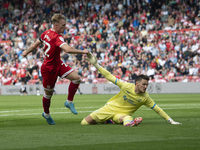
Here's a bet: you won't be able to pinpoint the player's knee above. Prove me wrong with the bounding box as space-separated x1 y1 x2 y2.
72 77 81 84
44 89 54 96
81 118 90 125
43 93 52 99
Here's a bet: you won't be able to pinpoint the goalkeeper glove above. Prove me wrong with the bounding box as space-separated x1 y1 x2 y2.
168 118 182 125
87 52 101 69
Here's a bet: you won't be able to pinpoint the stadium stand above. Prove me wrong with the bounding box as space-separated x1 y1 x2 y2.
0 0 199 85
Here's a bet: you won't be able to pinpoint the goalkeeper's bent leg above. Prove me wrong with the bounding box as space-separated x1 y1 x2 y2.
123 116 133 126
81 115 97 125
81 118 89 125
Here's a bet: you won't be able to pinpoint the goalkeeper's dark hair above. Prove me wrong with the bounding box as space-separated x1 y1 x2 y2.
135 75 149 83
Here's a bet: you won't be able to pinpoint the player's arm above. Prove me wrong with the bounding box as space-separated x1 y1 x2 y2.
87 52 123 87
153 104 181 124
60 43 88 54
151 104 170 120
145 97 181 125
23 39 42 57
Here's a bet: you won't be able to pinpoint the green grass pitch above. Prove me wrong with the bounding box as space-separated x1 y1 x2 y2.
0 94 200 150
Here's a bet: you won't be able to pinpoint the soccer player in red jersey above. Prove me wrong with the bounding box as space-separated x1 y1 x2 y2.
23 14 89 125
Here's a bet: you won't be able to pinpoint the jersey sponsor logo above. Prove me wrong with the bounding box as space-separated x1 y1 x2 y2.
123 95 137 106
126 91 130 94
59 37 65 42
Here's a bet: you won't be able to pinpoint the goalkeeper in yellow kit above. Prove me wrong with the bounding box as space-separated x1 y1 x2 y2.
81 53 181 127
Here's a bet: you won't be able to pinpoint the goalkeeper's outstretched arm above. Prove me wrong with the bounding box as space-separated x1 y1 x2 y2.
152 104 182 125
87 53 121 85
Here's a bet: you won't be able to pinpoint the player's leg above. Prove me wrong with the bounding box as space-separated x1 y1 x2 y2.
81 106 114 125
64 71 81 114
42 89 53 116
41 66 57 125
123 116 143 127
61 66 81 115
66 71 81 101
81 115 97 125
113 114 143 127
42 89 55 125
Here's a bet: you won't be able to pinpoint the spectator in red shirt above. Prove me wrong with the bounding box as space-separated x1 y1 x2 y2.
150 58 157 69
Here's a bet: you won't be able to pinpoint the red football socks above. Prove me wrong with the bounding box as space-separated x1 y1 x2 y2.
42 96 51 114
67 81 79 101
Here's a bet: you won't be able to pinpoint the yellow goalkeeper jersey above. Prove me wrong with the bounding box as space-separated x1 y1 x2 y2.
99 67 170 120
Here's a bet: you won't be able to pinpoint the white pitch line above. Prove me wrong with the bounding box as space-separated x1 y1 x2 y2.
145 107 200 110
158 103 200 106
0 109 42 113
0 107 100 113
0 111 93 117
0 106 200 117
0 104 200 114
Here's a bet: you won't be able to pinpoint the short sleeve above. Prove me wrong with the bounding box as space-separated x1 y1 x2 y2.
56 36 66 47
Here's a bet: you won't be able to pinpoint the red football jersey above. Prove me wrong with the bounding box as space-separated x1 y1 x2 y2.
20 68 26 78
32 71 39 80
40 29 66 71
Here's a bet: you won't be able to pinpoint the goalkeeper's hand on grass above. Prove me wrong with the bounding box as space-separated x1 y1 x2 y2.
87 52 101 69
168 118 182 125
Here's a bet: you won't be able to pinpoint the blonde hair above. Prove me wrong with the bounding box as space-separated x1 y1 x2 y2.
51 14 65 24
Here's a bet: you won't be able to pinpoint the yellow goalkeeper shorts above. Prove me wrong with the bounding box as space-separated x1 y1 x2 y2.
90 104 128 124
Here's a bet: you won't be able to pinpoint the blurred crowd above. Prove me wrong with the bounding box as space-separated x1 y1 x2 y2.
0 0 200 86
